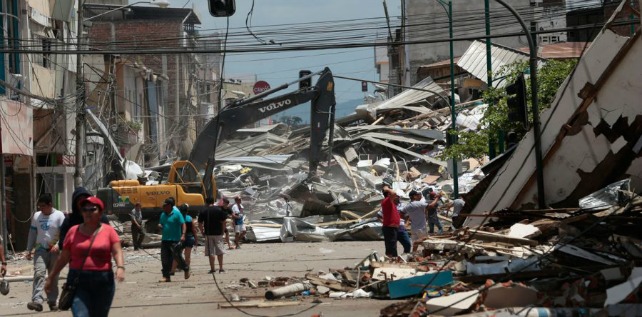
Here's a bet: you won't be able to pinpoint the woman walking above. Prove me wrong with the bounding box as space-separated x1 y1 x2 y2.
45 196 125 317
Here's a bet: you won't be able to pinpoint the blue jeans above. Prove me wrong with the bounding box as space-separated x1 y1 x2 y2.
428 213 443 234
397 229 412 254
67 270 114 317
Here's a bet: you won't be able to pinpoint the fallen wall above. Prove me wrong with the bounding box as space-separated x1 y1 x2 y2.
468 11 642 226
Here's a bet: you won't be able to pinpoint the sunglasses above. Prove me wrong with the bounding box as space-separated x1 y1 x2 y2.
82 206 98 212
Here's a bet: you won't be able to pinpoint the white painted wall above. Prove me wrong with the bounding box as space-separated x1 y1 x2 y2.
467 26 642 226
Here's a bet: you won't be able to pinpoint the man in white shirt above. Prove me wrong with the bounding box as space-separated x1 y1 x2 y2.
231 196 246 249
400 190 429 252
26 193 66 312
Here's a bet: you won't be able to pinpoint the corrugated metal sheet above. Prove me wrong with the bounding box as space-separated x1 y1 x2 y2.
374 77 446 112
216 133 289 159
216 154 293 165
237 123 289 135
457 40 529 89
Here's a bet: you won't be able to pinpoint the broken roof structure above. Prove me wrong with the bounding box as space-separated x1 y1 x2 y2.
466 0 642 227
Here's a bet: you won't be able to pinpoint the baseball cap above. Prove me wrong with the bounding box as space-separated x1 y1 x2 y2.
79 196 105 211
408 190 420 198
163 197 175 206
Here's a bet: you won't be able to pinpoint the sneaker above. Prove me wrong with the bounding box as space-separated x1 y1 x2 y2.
158 277 171 283
27 302 43 312
184 269 191 280
48 302 58 311
208 269 215 274
219 269 226 273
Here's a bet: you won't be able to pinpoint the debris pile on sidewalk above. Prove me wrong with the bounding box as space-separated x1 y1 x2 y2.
225 180 642 316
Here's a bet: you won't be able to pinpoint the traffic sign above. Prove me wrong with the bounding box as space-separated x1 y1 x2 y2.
253 81 271 95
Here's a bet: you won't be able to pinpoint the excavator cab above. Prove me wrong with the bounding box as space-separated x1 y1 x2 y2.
168 161 212 197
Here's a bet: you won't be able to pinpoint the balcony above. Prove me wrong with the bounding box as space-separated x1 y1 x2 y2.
114 120 141 145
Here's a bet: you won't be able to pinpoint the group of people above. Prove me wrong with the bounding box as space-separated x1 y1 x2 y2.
0 187 248 316
152 195 247 281
20 188 124 317
379 184 465 260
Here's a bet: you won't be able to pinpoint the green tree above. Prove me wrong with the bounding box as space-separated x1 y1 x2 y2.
278 115 304 128
440 59 578 161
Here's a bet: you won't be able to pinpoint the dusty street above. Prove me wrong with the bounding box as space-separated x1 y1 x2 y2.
1 240 395 317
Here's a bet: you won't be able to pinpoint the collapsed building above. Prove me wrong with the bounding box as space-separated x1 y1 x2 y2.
99 2 641 316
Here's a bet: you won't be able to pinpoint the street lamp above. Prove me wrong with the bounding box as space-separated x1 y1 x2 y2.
434 0 459 199
74 0 169 187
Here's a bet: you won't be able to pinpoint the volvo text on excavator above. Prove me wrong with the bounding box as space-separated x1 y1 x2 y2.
97 67 336 220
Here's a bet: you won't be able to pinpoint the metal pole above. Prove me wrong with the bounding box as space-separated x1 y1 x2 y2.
0 124 6 252
74 0 85 187
436 0 458 199
485 0 498 159
494 0 545 209
447 0 458 199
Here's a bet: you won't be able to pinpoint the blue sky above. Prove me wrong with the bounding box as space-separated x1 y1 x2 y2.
167 0 401 112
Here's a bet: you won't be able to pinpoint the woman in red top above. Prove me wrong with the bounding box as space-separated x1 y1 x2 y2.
45 196 125 317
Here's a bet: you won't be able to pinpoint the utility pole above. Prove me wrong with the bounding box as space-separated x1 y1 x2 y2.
74 0 85 187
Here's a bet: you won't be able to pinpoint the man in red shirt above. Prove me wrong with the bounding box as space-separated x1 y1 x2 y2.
381 184 400 259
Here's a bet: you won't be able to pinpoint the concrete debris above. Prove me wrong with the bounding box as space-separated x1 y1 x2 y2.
91 5 642 316
185 179 642 317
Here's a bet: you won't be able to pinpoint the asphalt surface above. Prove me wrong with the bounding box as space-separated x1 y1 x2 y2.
1 240 398 316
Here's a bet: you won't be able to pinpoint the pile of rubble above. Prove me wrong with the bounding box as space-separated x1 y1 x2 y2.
226 180 642 316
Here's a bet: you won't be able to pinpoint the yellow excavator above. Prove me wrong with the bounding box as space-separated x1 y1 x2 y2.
97 67 336 220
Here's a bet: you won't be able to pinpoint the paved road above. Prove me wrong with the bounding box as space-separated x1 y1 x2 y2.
1 240 397 316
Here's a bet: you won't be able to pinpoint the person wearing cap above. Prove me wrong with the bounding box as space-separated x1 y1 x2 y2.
45 196 125 317
158 197 189 282
380 184 401 260
400 190 429 252
376 196 411 254
129 202 145 250
231 196 246 249
58 187 110 251
25 193 66 312
427 192 444 235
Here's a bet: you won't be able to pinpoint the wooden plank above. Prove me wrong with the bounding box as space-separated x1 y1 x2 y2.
305 273 354 292
466 229 539 246
455 269 561 284
219 300 301 309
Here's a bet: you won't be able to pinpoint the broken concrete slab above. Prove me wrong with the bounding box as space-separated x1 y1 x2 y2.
605 267 642 306
424 289 479 315
483 282 538 309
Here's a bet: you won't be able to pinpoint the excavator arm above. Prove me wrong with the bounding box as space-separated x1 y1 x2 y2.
189 67 336 198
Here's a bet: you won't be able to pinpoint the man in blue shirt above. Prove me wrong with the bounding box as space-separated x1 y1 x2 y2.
158 197 189 282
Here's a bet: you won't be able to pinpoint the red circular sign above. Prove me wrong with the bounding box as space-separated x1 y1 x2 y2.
253 81 271 95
